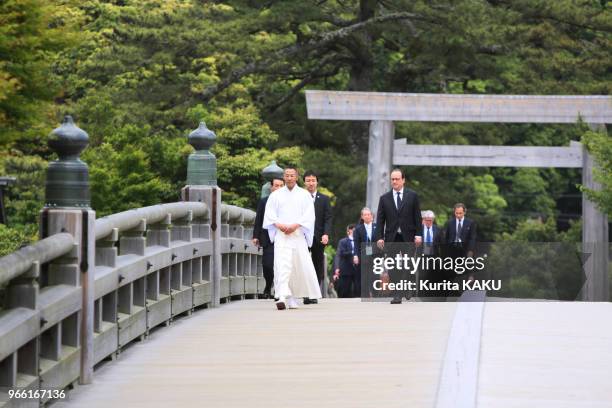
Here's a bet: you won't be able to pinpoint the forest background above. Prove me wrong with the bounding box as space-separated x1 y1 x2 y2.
1 1 610 273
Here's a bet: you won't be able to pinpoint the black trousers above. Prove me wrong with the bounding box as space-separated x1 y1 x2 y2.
337 273 357 298
445 243 469 297
353 267 361 297
419 255 445 298
388 232 415 300
310 239 326 284
359 254 373 298
262 246 274 293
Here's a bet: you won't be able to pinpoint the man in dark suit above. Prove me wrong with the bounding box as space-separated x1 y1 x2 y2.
304 170 332 304
336 225 357 298
352 207 376 298
417 210 444 298
443 203 477 258
443 203 477 293
252 178 284 298
374 168 422 304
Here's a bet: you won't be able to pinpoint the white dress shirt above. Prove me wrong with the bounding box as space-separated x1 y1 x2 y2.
423 226 433 243
455 218 464 242
393 189 403 208
364 223 372 241
393 189 403 232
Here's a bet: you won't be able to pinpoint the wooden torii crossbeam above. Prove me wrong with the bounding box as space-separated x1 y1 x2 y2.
306 91 611 123
305 90 611 301
393 140 584 168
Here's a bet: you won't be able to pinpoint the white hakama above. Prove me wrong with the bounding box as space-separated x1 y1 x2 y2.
263 185 322 300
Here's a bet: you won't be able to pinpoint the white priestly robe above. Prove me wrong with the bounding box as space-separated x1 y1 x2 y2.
263 185 322 300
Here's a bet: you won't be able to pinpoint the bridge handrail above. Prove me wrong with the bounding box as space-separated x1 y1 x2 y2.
217 203 260 298
220 203 255 223
0 232 75 286
0 198 264 401
95 202 209 240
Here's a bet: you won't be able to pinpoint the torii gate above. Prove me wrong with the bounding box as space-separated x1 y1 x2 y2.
305 90 611 301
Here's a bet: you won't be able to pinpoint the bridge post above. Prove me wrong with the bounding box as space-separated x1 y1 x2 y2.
182 122 222 307
41 115 95 384
260 160 284 199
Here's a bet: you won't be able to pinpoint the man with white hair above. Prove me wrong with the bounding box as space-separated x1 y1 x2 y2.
420 210 441 256
353 207 377 297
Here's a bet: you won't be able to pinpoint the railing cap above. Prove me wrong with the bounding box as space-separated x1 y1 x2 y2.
0 233 75 286
95 202 208 240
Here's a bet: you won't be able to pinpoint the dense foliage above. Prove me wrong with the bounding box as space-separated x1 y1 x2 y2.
1 0 610 258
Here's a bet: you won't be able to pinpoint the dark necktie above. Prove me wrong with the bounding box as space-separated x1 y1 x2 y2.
426 228 432 244
457 220 463 240
396 191 402 209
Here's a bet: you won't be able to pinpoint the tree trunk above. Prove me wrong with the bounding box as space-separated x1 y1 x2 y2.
348 0 377 159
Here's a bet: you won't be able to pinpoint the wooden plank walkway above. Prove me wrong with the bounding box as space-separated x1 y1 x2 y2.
57 299 456 408
55 299 612 408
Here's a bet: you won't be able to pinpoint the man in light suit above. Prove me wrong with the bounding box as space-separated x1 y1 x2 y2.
353 207 376 298
374 168 422 304
252 177 284 298
304 170 332 304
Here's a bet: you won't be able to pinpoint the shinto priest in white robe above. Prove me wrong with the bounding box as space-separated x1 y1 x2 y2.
262 185 322 300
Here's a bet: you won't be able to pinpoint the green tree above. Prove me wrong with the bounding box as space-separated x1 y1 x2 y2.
0 154 45 253
1 154 46 233
490 217 585 300
82 140 176 217
54 0 306 213
1 0 609 255
0 0 83 148
234 0 605 241
581 129 612 217
0 224 32 257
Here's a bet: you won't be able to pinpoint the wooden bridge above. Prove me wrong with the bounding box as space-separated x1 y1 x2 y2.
1 112 611 408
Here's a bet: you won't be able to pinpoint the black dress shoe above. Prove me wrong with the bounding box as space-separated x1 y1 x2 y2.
303 298 318 304
390 297 402 304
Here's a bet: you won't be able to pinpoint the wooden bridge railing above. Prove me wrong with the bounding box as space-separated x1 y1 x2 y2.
220 204 259 300
0 200 261 406
0 117 269 407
